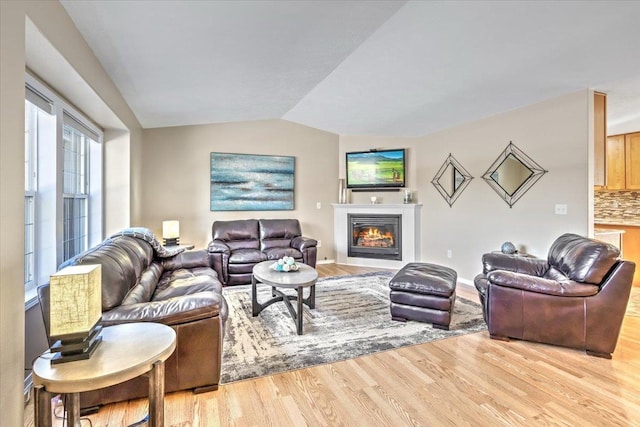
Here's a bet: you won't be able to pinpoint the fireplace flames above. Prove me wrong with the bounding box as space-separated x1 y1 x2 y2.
355 227 394 247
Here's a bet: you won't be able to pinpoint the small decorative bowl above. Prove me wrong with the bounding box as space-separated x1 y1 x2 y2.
270 256 300 272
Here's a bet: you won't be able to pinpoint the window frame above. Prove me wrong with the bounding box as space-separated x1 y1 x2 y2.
24 73 104 304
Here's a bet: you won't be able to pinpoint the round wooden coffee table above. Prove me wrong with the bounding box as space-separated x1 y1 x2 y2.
251 261 318 335
32 322 176 427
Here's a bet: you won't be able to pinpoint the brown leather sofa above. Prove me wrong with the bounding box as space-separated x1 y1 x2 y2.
37 229 228 410
208 219 317 285
474 233 635 358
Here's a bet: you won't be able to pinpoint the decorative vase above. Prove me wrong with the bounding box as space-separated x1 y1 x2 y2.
403 189 412 204
338 179 346 203
501 241 517 254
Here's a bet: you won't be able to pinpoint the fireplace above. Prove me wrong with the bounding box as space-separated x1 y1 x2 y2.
348 214 401 260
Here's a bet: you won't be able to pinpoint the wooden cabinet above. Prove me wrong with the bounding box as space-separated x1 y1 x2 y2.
626 132 640 189
604 131 640 190
606 135 626 189
594 92 606 187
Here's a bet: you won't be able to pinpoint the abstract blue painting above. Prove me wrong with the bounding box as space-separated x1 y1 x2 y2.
210 153 295 211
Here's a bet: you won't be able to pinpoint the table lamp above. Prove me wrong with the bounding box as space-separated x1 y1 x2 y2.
49 264 103 364
162 220 180 246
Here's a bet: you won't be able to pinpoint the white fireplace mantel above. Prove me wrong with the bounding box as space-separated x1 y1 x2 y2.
333 203 422 269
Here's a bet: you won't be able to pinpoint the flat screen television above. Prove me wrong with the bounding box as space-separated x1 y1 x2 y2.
346 149 406 189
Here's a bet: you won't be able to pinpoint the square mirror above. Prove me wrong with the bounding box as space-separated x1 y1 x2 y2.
431 154 473 207
482 142 547 208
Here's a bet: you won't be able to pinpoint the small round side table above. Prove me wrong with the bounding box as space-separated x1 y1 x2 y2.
32 322 176 427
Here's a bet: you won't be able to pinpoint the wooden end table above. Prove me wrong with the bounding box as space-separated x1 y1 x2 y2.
32 322 176 427
251 261 318 335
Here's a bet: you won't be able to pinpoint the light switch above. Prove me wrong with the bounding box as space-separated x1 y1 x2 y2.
316 202 322 209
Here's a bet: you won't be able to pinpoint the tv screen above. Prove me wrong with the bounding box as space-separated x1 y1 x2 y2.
346 149 406 189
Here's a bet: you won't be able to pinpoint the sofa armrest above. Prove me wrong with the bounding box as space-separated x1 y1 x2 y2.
207 240 230 285
102 292 225 326
291 236 317 251
162 249 209 270
208 239 231 255
481 252 548 276
487 270 600 297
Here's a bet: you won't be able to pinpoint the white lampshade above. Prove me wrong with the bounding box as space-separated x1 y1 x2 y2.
162 220 180 239
49 264 102 339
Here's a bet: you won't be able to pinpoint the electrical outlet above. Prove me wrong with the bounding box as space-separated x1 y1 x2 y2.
555 204 568 215
447 249 452 259
317 240 322 248
316 202 322 209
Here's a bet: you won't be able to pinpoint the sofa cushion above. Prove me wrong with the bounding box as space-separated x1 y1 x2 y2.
121 261 163 305
154 267 223 300
228 264 258 275
229 248 267 264
259 219 301 251
548 233 619 284
212 219 260 251
263 247 302 261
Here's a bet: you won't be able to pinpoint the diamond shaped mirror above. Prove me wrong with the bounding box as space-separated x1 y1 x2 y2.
431 154 473 207
482 142 547 208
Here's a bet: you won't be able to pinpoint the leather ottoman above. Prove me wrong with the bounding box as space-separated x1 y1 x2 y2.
389 262 457 330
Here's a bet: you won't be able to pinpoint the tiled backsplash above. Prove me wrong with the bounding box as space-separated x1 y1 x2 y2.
594 190 640 220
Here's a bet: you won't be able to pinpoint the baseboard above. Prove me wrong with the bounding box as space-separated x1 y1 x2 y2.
316 259 336 265
458 277 474 287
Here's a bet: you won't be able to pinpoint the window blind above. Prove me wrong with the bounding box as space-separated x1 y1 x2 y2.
63 111 100 142
25 84 54 115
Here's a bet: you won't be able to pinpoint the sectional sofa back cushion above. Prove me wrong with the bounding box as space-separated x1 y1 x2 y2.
120 261 163 306
58 236 154 311
259 219 302 251
212 219 260 251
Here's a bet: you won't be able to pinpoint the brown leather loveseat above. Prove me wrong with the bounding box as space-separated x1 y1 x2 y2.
474 233 635 358
208 219 317 285
38 228 228 410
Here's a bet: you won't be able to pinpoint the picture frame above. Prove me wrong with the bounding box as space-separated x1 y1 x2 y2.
210 152 295 211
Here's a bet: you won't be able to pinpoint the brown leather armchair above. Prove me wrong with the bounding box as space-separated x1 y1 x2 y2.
474 233 635 358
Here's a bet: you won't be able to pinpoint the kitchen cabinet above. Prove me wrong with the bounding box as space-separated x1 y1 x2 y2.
606 135 626 189
594 92 606 188
604 131 640 190
626 132 640 189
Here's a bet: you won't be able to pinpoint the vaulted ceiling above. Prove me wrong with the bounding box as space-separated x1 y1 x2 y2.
61 0 640 136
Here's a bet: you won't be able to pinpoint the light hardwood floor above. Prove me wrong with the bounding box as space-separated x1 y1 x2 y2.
25 264 640 426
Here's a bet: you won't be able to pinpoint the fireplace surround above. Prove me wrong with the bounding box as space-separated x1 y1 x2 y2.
333 203 422 269
348 214 401 260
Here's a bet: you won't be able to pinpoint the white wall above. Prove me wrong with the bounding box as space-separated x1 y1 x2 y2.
140 120 339 260
1 3 28 424
1 1 141 423
341 91 592 282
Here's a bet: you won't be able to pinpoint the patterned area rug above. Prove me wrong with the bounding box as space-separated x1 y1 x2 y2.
220 271 486 384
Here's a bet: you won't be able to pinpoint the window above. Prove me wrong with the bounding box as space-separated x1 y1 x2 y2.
24 76 103 300
24 87 52 292
62 122 90 260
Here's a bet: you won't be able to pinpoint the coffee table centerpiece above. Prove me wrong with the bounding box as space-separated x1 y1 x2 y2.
270 256 300 272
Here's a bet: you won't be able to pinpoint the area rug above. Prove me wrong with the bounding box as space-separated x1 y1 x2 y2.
220 271 486 383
